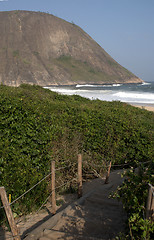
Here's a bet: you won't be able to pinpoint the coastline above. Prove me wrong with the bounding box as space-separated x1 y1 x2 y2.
130 103 154 112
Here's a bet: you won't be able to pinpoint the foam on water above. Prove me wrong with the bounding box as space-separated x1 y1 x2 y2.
45 87 94 94
76 84 122 88
44 82 154 105
112 84 122 87
112 91 154 104
113 91 154 100
141 82 151 86
76 84 97 88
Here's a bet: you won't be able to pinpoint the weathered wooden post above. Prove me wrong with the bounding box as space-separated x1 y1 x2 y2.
51 161 56 214
0 187 21 240
78 154 82 198
146 184 154 220
105 161 111 184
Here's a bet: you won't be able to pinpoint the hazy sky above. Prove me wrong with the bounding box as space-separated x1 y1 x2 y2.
0 0 154 82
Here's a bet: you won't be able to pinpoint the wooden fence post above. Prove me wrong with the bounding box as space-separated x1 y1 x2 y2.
78 154 82 198
0 187 21 240
105 161 111 184
146 184 154 220
51 161 56 214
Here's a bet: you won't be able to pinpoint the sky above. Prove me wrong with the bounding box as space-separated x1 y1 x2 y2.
0 0 154 82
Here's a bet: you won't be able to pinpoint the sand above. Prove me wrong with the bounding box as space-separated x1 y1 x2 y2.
130 103 154 112
0 170 126 240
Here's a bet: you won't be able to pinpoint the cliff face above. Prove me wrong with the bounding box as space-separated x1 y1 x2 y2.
0 10 142 86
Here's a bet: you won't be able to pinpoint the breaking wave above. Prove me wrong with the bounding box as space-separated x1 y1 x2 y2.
113 91 154 103
76 84 122 88
44 82 154 104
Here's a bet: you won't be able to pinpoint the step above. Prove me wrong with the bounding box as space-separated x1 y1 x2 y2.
25 171 126 240
51 214 124 238
85 196 123 206
39 237 51 240
65 202 126 224
41 229 108 240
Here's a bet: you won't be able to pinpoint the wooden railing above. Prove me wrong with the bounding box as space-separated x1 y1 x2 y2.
0 155 153 239
146 183 154 220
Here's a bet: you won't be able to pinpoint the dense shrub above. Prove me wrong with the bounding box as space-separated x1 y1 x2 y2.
114 163 154 239
0 84 154 224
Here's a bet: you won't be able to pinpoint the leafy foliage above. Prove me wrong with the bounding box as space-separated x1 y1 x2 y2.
54 55 119 83
0 84 154 227
114 164 154 239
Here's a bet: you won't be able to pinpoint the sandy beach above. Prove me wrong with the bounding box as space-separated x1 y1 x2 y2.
130 103 154 112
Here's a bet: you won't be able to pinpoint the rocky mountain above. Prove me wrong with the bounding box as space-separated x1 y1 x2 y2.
0 10 142 86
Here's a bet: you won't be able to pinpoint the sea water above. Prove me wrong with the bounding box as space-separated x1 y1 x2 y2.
44 82 154 106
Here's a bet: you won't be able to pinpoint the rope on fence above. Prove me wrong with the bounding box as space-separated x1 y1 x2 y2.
14 177 77 229
55 165 71 171
87 162 105 180
92 168 104 180
37 177 77 212
36 192 53 213
85 160 151 182
0 159 152 210
84 160 130 170
0 172 52 210
24 178 78 226
0 173 76 211
10 172 52 206
111 160 152 168
55 177 77 191
87 160 152 169
0 163 76 210
0 205 4 209
111 162 130 167
85 161 109 169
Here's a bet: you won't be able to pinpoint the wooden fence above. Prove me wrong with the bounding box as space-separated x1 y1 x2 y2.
146 184 154 221
0 155 153 240
0 154 83 240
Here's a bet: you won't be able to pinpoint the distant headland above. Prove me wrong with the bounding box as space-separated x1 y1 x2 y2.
0 10 143 86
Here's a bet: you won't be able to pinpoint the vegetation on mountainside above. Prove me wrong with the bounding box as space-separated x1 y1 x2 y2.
0 11 142 86
0 84 153 237
53 55 127 83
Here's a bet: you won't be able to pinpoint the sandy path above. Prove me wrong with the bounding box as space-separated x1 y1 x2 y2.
0 170 126 240
24 170 127 240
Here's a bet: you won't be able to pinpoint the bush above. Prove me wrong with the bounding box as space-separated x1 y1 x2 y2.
114 163 154 239
0 84 153 224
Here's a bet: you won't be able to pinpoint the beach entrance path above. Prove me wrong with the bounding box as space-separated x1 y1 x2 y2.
24 170 127 240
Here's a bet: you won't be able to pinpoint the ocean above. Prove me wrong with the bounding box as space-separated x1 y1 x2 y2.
44 82 154 106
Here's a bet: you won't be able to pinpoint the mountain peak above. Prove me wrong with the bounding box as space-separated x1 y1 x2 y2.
0 10 143 86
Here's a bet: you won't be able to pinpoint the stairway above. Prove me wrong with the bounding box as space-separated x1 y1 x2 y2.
25 170 127 240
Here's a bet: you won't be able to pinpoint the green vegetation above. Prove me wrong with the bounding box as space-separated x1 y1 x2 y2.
107 59 119 67
23 58 30 65
12 50 20 58
71 21 76 25
0 84 154 235
53 55 119 83
33 51 39 56
114 164 154 239
107 60 133 78
13 11 19 15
